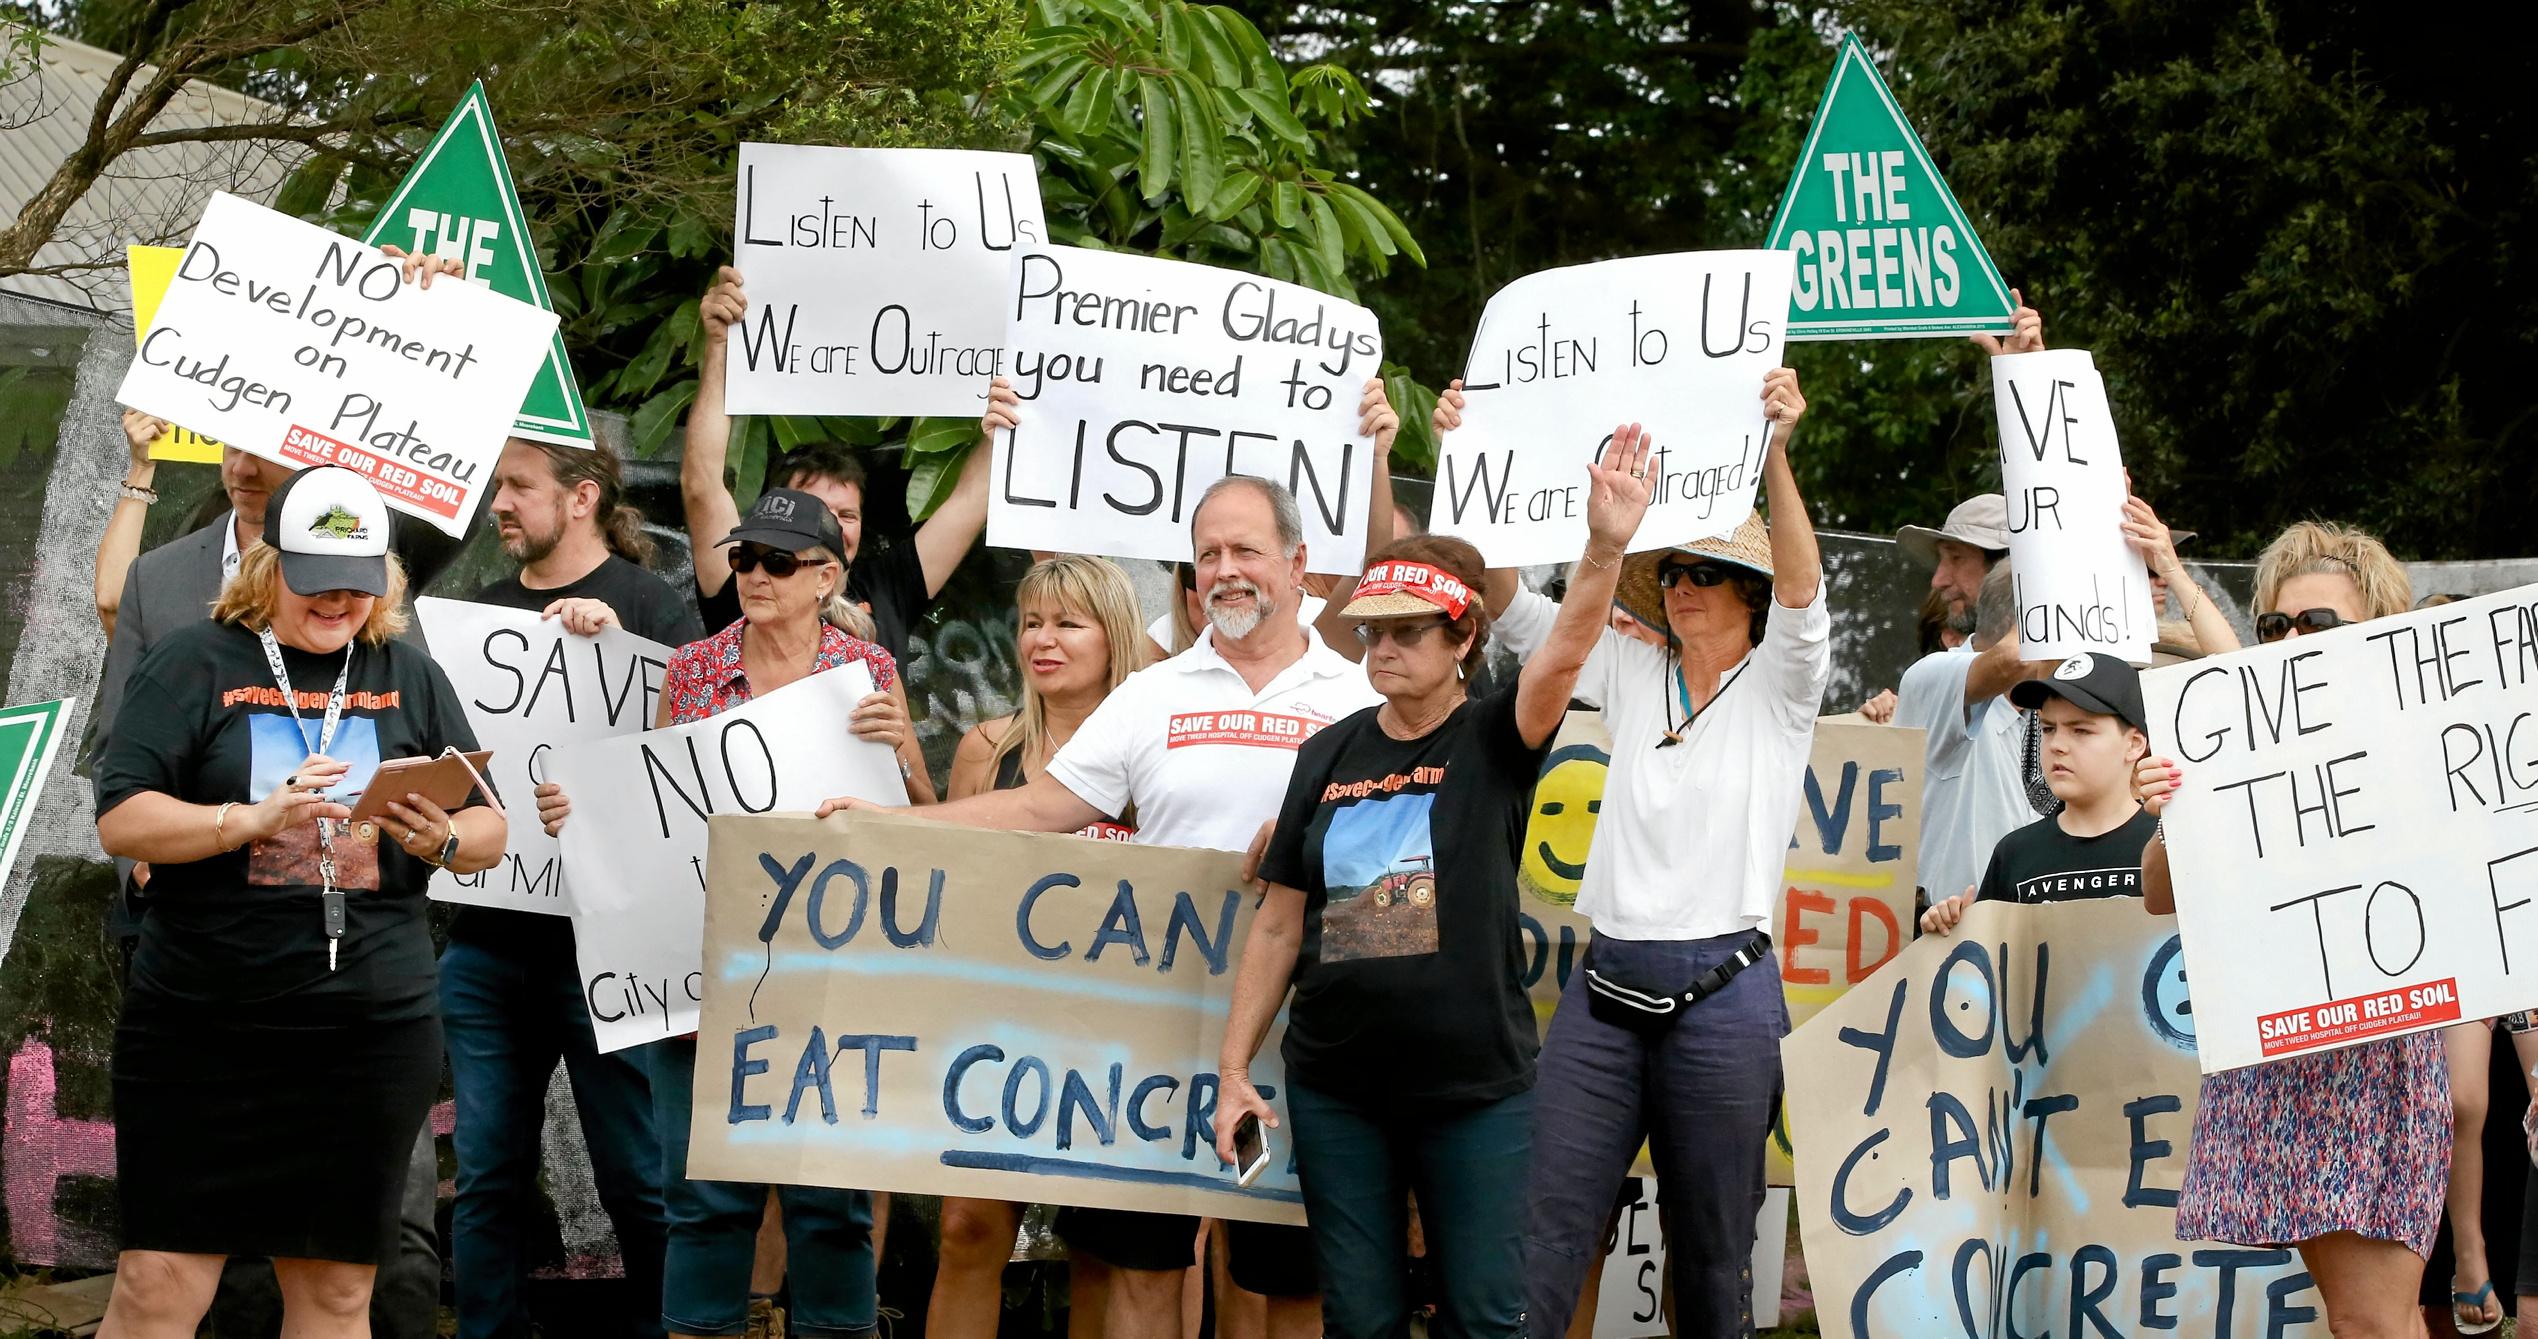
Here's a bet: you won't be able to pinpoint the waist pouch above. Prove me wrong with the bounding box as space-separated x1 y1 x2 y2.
1583 933 1772 1037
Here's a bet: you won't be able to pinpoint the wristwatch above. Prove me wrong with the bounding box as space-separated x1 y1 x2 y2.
434 830 461 868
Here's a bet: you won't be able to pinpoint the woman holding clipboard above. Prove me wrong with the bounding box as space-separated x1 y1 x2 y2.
94 465 506 1337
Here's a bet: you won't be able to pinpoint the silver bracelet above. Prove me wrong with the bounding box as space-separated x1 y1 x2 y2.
118 481 159 504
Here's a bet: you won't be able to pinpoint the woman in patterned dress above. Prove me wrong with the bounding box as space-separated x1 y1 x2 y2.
2139 519 2448 1336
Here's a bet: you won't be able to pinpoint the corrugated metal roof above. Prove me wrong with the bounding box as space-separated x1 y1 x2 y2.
0 25 305 319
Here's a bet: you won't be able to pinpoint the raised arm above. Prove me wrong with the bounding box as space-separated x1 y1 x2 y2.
815 766 1100 832
908 379 1013 599
1312 377 1403 661
2124 489 2240 656
683 266 749 604
96 410 166 639
2137 753 2181 915
1758 367 1820 609
1515 424 1651 746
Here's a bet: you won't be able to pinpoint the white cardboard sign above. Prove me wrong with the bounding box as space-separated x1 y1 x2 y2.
112 191 556 536
984 246 1385 574
724 144 1046 417
550 665 903 1052
414 597 675 916
1991 349 2156 663
2142 583 2538 1072
1432 251 1795 568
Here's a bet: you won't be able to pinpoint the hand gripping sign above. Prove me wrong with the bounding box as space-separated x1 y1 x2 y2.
723 144 1047 417
685 811 1306 1225
2142 582 2538 1072
550 665 904 1052
1433 251 1795 568
112 192 557 536
983 246 1385 574
414 597 675 916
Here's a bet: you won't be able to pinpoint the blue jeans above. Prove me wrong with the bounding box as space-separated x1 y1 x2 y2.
1289 1080 1534 1339
442 934 670 1339
651 1036 876 1338
1522 931 1787 1339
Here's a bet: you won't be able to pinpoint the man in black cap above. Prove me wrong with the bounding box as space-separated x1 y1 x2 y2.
1919 651 2155 931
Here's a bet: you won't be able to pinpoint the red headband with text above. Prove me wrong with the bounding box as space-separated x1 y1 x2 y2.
1351 560 1473 618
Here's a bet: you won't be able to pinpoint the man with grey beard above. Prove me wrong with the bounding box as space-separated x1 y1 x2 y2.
826 431 1398 1339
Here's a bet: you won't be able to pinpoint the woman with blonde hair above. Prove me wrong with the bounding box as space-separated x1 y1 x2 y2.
2139 519 2452 1337
95 466 507 1338
928 554 1146 1337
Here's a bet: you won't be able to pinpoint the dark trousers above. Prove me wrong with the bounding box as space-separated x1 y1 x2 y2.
1521 932 1787 1339
651 1036 876 1338
1290 1080 1533 1339
442 935 669 1338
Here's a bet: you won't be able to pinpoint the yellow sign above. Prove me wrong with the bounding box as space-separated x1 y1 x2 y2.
124 246 225 464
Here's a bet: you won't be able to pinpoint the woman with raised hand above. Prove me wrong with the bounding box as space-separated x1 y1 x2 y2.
1436 367 1829 1336
1210 426 1655 1338
927 553 1144 1337
94 466 506 1338
2139 520 2451 1338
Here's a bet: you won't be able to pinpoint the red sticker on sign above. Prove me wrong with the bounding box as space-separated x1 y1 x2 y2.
279 424 463 519
2255 978 2462 1058
1166 711 1321 750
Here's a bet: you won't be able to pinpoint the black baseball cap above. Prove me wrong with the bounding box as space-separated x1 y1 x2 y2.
719 487 844 556
264 465 392 596
2011 652 2147 733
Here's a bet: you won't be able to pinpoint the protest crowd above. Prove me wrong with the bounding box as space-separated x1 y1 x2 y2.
45 58 2538 1339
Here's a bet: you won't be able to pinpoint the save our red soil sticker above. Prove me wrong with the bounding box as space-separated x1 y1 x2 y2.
2255 978 2462 1059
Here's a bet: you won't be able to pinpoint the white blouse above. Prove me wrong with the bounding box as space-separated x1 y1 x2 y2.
1494 584 1832 940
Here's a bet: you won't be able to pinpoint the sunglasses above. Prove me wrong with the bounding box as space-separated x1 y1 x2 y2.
2256 608 2348 642
729 544 830 579
1352 618 1451 648
1658 561 1734 591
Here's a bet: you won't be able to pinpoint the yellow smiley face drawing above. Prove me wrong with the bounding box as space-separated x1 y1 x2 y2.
1519 743 1610 906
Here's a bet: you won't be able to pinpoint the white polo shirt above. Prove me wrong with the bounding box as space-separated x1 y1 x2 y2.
1048 625 1380 853
1495 585 1832 941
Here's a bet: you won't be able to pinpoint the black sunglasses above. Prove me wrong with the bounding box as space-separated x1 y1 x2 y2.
2256 608 2348 642
730 544 830 579
1657 561 1733 591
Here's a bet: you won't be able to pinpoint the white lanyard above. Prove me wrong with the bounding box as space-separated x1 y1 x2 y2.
257 625 354 968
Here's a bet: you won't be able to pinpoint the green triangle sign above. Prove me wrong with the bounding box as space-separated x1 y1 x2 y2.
362 82 592 446
1764 35 2017 341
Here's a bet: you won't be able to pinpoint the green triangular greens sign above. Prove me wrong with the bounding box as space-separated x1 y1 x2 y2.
362 82 591 446
1764 35 2016 341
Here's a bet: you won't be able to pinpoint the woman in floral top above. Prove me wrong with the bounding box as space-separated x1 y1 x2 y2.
539 487 930 1339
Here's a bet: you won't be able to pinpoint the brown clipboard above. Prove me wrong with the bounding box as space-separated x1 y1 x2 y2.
344 748 500 827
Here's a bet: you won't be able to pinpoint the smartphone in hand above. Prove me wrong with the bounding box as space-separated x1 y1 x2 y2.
1233 1112 1270 1188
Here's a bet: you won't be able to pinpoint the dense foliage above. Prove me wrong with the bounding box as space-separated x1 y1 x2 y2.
10 0 2528 553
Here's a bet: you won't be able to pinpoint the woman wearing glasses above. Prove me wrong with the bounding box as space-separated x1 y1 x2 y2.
1425 366 1827 1336
1210 427 1655 1339
2138 520 2449 1337
537 487 930 1339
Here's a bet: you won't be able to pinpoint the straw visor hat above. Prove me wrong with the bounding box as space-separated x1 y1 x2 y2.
1614 511 1774 633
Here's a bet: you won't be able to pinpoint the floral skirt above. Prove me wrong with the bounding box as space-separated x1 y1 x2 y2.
2175 1030 2452 1257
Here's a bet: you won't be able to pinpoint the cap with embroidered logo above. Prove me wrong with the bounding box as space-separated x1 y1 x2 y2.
720 487 845 556
2010 651 2146 733
264 464 392 596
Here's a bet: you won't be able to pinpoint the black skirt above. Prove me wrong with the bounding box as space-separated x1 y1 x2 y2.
113 1003 441 1264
